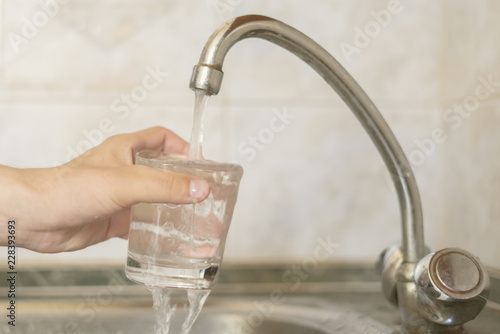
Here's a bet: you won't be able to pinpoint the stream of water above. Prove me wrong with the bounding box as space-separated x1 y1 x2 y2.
149 89 211 334
188 90 210 161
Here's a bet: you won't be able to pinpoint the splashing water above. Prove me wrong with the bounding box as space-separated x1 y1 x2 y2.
150 287 177 334
181 290 211 334
148 287 211 334
188 90 210 160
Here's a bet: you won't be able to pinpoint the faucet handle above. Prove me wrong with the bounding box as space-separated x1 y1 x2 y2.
414 248 490 325
376 245 403 306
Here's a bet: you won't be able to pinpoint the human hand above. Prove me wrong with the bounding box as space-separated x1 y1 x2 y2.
0 127 209 253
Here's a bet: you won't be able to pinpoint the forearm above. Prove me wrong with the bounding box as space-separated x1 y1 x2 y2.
0 127 209 253
0 165 81 252
0 165 25 247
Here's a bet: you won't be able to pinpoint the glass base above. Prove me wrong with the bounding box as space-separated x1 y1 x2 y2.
125 256 218 290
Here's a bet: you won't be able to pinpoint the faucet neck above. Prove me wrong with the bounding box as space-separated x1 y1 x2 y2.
190 15 425 263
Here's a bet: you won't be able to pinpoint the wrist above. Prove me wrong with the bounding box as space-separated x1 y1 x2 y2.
0 165 35 248
0 166 16 246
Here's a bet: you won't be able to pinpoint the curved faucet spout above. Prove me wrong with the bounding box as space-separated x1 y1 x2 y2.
189 15 425 264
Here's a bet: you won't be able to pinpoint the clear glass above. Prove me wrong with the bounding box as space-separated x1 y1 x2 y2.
125 150 243 290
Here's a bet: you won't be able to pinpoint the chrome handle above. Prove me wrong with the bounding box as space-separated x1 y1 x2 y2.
414 248 490 325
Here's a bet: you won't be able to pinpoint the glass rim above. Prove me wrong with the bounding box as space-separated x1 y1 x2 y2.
135 150 243 175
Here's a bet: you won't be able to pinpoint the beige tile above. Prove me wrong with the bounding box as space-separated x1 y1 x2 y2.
0 1 498 268
438 100 500 267
209 0 441 108
441 0 500 104
1 0 208 102
222 104 440 259
18 238 128 265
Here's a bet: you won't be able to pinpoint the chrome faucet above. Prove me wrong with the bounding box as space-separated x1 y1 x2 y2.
189 15 489 333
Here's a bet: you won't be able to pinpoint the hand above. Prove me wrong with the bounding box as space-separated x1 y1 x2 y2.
0 127 209 253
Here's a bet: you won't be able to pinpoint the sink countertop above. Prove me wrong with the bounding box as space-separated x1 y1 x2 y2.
1 262 499 333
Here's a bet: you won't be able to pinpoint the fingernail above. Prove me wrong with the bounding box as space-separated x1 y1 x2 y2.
190 179 209 200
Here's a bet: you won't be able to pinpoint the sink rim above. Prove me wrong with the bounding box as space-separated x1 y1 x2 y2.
17 296 393 334
3 263 499 334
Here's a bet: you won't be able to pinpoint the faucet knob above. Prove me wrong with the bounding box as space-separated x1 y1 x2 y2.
414 248 490 325
376 245 403 306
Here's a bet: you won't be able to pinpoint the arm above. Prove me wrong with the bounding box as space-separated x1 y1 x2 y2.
0 127 209 253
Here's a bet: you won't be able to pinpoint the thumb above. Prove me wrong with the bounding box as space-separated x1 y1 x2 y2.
108 165 210 207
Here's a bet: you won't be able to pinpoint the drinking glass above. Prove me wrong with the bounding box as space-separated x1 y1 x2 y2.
125 150 243 289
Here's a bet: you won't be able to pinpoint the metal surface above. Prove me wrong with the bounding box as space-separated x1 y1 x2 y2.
9 298 393 334
414 248 490 326
1 264 499 334
376 244 403 307
189 14 425 265
188 15 491 332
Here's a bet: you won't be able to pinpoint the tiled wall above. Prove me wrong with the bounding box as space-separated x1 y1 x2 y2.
1 0 498 268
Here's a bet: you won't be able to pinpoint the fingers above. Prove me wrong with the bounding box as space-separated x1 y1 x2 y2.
105 208 131 240
108 165 210 208
128 126 189 157
73 127 190 168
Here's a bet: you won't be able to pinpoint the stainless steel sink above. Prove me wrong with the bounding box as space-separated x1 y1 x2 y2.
1 263 499 334
12 297 391 334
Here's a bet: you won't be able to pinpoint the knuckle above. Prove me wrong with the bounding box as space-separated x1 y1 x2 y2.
161 172 187 201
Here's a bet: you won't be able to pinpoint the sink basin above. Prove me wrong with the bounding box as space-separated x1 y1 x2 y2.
11 297 391 334
2 263 499 334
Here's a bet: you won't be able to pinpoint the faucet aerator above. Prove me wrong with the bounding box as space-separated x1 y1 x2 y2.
190 65 224 96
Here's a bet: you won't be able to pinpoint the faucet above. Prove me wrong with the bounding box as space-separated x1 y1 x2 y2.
189 15 490 333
